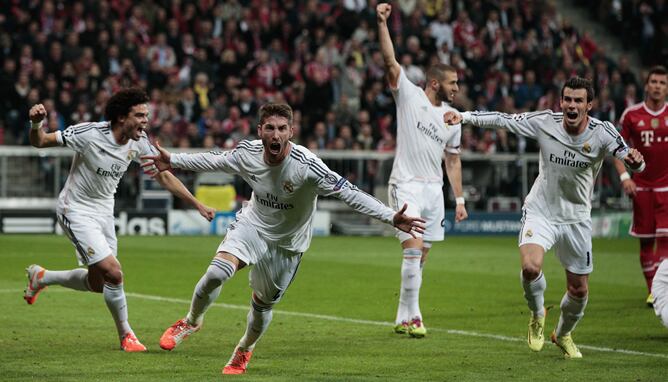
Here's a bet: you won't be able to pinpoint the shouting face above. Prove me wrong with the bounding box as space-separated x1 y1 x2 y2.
258 115 293 165
560 87 591 134
119 103 149 141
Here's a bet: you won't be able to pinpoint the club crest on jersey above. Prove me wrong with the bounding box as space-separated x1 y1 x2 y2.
582 143 591 153
283 181 294 193
525 229 533 238
651 118 660 129
127 150 138 160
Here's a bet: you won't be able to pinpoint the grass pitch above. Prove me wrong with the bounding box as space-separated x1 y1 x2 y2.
1 235 666 381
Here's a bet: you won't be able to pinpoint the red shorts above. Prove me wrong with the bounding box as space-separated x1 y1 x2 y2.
631 188 668 237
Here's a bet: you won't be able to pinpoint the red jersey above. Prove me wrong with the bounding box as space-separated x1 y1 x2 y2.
619 102 668 188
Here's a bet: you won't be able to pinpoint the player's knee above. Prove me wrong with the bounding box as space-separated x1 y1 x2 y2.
521 265 541 281
567 283 588 298
252 293 274 312
104 268 124 285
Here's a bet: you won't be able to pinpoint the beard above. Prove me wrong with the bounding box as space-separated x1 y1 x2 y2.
437 87 452 103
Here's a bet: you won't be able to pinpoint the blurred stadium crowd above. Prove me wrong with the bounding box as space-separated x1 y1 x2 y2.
0 0 660 154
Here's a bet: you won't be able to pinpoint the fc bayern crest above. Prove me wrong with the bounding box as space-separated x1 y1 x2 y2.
283 181 294 193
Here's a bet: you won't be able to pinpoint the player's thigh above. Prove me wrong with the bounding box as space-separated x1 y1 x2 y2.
98 214 118 257
518 211 557 254
249 247 302 305
421 183 445 242
389 182 423 243
653 190 668 236
554 220 593 275
631 190 655 236
216 218 268 266
57 212 115 266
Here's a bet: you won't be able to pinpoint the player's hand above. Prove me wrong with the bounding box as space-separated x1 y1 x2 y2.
621 178 637 197
376 3 391 23
444 111 462 125
393 203 426 239
197 204 216 221
455 204 468 223
141 140 172 176
29 104 47 124
624 148 644 170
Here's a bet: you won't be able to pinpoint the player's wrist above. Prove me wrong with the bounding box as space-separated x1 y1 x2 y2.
30 120 44 130
455 196 465 205
619 172 630 182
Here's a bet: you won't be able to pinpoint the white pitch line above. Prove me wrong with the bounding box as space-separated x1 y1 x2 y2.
4 288 667 359
126 292 668 360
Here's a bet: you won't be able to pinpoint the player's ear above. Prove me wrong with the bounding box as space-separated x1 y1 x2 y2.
586 101 593 112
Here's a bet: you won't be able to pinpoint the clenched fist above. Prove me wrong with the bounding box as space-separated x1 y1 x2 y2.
29 104 47 124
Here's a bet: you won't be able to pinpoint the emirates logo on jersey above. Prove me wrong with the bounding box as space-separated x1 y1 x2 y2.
283 181 294 193
582 143 592 153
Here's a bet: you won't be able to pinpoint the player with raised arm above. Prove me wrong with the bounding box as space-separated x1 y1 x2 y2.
24 88 215 352
444 77 645 359
377 2 468 338
613 66 668 307
142 103 425 375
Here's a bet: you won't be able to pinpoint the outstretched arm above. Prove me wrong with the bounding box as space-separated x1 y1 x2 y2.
308 158 425 237
28 104 60 148
141 141 240 174
444 152 468 223
444 110 542 139
153 170 216 221
377 3 401 88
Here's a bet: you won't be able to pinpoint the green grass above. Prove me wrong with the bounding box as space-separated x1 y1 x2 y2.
1 235 666 381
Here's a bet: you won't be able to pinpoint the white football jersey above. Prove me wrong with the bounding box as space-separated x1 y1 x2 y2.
462 111 631 223
171 140 396 252
55 122 157 215
390 67 461 184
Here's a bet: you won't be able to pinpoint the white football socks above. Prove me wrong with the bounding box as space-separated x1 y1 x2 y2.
41 268 91 291
521 271 546 317
103 282 132 338
187 257 236 326
237 299 273 351
396 248 423 324
555 292 588 337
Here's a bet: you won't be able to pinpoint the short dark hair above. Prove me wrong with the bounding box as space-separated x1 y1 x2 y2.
426 63 457 83
561 77 595 103
258 103 293 125
104 88 149 124
646 65 668 84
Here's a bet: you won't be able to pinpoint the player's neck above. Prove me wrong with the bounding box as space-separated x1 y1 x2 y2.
563 116 589 136
645 99 666 112
112 124 130 145
424 89 441 107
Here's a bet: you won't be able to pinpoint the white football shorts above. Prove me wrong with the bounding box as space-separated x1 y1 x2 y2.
652 260 668 329
388 181 444 243
518 210 593 274
217 216 302 305
57 211 117 266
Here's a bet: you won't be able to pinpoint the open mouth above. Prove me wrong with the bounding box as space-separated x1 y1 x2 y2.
565 111 578 120
269 142 281 154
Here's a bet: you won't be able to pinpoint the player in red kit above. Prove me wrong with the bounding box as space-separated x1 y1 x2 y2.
615 65 668 306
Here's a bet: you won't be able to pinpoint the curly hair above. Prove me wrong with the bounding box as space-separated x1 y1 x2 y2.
104 88 150 124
